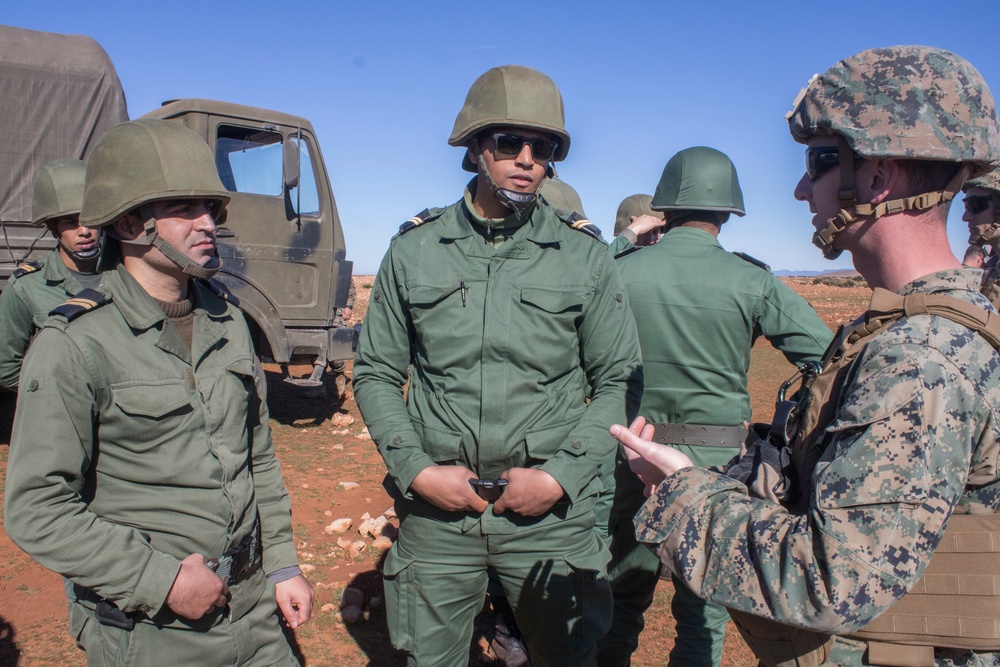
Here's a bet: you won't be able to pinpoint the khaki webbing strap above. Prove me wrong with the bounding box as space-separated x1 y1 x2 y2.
649 423 748 448
864 641 934 667
864 287 1000 351
849 514 1000 651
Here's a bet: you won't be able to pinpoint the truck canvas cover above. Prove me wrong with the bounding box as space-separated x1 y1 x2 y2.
0 24 128 224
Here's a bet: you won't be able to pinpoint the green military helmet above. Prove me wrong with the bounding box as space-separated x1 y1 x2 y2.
31 158 87 227
651 147 746 217
449 65 570 173
540 177 587 218
81 119 230 279
788 46 999 174
81 119 230 228
614 194 662 236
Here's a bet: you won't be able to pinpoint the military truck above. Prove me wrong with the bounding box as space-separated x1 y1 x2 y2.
0 24 354 391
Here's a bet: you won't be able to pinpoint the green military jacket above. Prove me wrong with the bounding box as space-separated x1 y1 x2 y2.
0 250 84 390
3 265 298 621
607 233 635 258
635 270 1000 665
354 188 641 531
616 227 832 466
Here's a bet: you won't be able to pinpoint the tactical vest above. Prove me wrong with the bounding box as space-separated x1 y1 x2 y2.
731 287 1000 667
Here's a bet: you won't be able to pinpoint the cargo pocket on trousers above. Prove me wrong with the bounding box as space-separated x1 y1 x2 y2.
382 545 417 653
82 613 141 667
562 548 613 654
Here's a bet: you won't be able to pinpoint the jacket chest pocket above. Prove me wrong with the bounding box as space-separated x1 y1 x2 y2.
109 381 195 453
516 286 586 365
406 282 482 346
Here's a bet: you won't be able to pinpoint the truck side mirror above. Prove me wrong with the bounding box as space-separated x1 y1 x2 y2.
283 139 300 190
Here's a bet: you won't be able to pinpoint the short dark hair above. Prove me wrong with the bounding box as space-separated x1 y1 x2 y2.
895 160 964 198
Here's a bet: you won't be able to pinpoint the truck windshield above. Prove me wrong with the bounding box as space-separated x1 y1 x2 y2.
216 125 283 196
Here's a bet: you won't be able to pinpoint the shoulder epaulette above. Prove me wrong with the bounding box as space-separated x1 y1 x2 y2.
202 278 240 307
49 288 109 321
398 208 443 235
12 260 41 278
614 245 642 260
563 212 604 240
733 251 771 272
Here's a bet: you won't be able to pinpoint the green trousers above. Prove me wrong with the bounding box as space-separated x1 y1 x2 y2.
68 572 298 666
383 502 613 667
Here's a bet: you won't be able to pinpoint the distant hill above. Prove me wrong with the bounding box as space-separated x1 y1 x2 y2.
775 268 860 278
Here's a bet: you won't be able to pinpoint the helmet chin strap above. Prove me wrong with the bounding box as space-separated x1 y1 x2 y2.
473 146 538 216
812 136 968 260
118 205 223 280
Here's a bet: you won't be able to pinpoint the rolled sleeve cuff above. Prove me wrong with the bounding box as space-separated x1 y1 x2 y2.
539 451 590 504
128 550 182 616
634 467 745 546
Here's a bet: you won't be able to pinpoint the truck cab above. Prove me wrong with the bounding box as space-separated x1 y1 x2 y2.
141 99 355 390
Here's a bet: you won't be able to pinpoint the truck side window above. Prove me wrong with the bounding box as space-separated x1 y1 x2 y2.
289 137 320 216
215 125 283 196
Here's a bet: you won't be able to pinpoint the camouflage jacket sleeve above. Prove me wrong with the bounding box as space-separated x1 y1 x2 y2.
0 281 36 390
634 335 996 634
758 274 833 366
352 247 436 495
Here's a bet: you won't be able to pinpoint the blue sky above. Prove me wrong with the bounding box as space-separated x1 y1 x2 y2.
6 2 998 273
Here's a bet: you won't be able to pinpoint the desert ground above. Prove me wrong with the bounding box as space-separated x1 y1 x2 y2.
0 275 871 666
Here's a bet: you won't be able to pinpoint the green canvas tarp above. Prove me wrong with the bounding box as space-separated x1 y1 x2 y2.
0 24 128 224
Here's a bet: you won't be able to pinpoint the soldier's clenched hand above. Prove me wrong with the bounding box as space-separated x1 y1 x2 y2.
410 465 489 513
165 553 229 619
276 574 315 629
611 416 693 495
492 468 565 516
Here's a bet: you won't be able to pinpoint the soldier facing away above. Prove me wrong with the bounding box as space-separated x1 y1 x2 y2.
0 158 101 390
608 46 1000 667
598 147 832 667
353 65 642 667
4 119 313 666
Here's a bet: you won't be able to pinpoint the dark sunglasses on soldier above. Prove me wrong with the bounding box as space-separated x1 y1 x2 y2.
964 195 993 215
490 133 559 162
805 146 842 181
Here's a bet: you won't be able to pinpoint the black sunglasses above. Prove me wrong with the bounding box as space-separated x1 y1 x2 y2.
490 132 559 162
964 195 993 215
805 146 843 181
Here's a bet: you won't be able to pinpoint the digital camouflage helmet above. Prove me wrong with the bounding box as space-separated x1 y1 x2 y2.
651 147 746 220
963 165 1000 245
787 45 1000 259
32 158 102 262
614 194 663 237
80 119 230 279
450 65 570 213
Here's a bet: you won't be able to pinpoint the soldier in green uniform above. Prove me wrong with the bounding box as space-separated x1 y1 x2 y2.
4 119 313 666
962 165 1000 308
353 65 642 667
608 46 1000 667
597 147 832 667
608 194 664 257
0 158 101 390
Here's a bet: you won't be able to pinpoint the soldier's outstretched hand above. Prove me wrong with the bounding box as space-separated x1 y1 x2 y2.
276 574 315 629
411 465 489 513
611 417 693 496
166 553 229 619
492 468 565 516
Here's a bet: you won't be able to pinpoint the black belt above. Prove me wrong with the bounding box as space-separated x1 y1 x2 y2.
648 422 747 448
207 520 261 586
